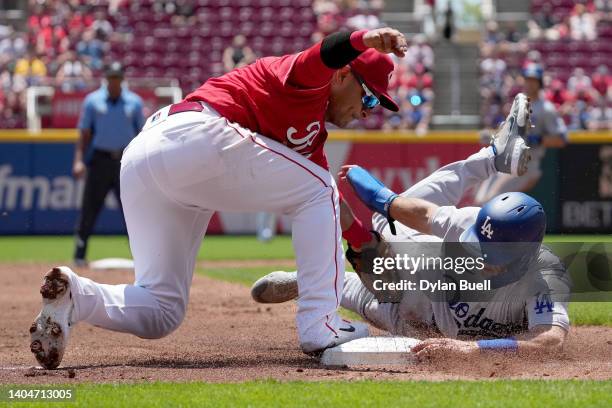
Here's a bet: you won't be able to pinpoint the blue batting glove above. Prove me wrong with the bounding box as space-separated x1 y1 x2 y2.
346 166 398 219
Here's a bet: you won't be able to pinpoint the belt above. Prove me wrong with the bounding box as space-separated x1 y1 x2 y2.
94 149 123 160
168 100 206 116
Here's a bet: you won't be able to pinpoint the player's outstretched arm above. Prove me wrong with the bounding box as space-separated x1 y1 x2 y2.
411 325 567 361
288 28 407 89
340 165 438 235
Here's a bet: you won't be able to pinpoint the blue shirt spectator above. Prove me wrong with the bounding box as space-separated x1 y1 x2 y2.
76 29 105 70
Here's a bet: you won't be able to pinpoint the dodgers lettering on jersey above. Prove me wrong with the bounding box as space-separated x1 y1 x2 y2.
448 301 528 338
185 52 331 168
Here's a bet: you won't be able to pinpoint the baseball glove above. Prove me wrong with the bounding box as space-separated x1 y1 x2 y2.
346 231 403 303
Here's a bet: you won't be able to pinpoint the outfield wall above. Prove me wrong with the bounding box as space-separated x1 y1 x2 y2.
0 129 610 235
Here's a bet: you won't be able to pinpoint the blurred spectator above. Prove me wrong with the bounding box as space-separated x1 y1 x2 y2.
223 35 256 72
545 79 573 110
313 0 340 15
534 3 556 31
68 9 93 34
504 21 522 43
443 2 454 41
567 67 593 95
406 34 434 71
587 96 612 130
480 49 506 92
56 52 92 92
570 3 598 41
483 20 502 45
14 49 47 86
0 30 26 64
591 65 611 97
524 49 542 66
91 10 113 41
77 29 105 70
170 0 197 26
346 11 382 30
383 57 434 135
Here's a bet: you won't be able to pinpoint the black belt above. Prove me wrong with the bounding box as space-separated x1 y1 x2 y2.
93 149 123 160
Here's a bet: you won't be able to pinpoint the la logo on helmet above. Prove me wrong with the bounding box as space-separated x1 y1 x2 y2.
480 216 494 239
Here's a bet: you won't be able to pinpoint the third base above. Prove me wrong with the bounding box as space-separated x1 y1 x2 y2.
320 336 420 366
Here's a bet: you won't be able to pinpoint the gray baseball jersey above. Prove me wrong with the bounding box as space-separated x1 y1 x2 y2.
345 147 570 339
429 206 570 337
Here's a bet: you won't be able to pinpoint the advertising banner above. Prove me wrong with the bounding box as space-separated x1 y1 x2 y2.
558 144 612 233
0 139 482 234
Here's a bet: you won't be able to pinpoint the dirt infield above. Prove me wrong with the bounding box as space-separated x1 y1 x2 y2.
1 264 611 384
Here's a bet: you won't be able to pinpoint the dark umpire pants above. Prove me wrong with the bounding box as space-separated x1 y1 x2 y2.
74 149 123 261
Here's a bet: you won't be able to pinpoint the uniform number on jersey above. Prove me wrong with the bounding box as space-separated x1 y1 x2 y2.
480 216 494 239
286 121 321 153
534 294 554 314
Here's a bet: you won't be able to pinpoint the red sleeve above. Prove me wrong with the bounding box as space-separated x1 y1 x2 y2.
287 30 369 89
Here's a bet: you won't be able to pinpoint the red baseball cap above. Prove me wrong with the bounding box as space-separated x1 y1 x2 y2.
350 48 399 112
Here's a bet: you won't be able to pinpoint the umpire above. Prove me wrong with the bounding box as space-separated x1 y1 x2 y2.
72 62 145 266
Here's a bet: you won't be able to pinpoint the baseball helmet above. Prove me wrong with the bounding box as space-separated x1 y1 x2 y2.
522 62 544 87
459 192 546 288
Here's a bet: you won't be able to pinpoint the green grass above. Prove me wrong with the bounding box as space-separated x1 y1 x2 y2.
1 380 611 407
0 235 295 263
544 235 612 243
568 302 612 326
201 266 294 286
0 234 610 263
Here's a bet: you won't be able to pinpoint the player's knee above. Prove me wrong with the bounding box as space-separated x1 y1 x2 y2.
137 303 186 339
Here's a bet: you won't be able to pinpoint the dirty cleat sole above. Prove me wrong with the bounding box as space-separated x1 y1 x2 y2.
251 271 298 303
30 267 74 369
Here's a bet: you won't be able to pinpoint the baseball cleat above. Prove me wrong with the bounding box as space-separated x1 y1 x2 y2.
301 321 370 357
30 267 74 369
251 271 298 303
491 93 531 176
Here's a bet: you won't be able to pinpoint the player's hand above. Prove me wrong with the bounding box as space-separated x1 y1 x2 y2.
363 28 408 58
412 338 479 361
338 165 358 180
72 160 86 179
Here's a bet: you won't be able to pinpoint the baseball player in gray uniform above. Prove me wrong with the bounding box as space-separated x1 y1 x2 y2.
475 63 568 204
253 95 570 358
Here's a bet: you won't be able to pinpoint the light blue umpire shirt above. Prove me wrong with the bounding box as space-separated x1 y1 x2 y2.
77 85 145 153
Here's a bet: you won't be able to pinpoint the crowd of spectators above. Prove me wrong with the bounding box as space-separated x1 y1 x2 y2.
308 1 436 132
1 0 115 128
383 34 434 135
527 2 604 42
311 0 385 42
480 1 611 131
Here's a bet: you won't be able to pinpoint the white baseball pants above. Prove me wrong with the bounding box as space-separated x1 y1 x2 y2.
64 104 345 351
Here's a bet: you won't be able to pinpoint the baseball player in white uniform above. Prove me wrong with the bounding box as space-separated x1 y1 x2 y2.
29 28 410 369
253 95 570 358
